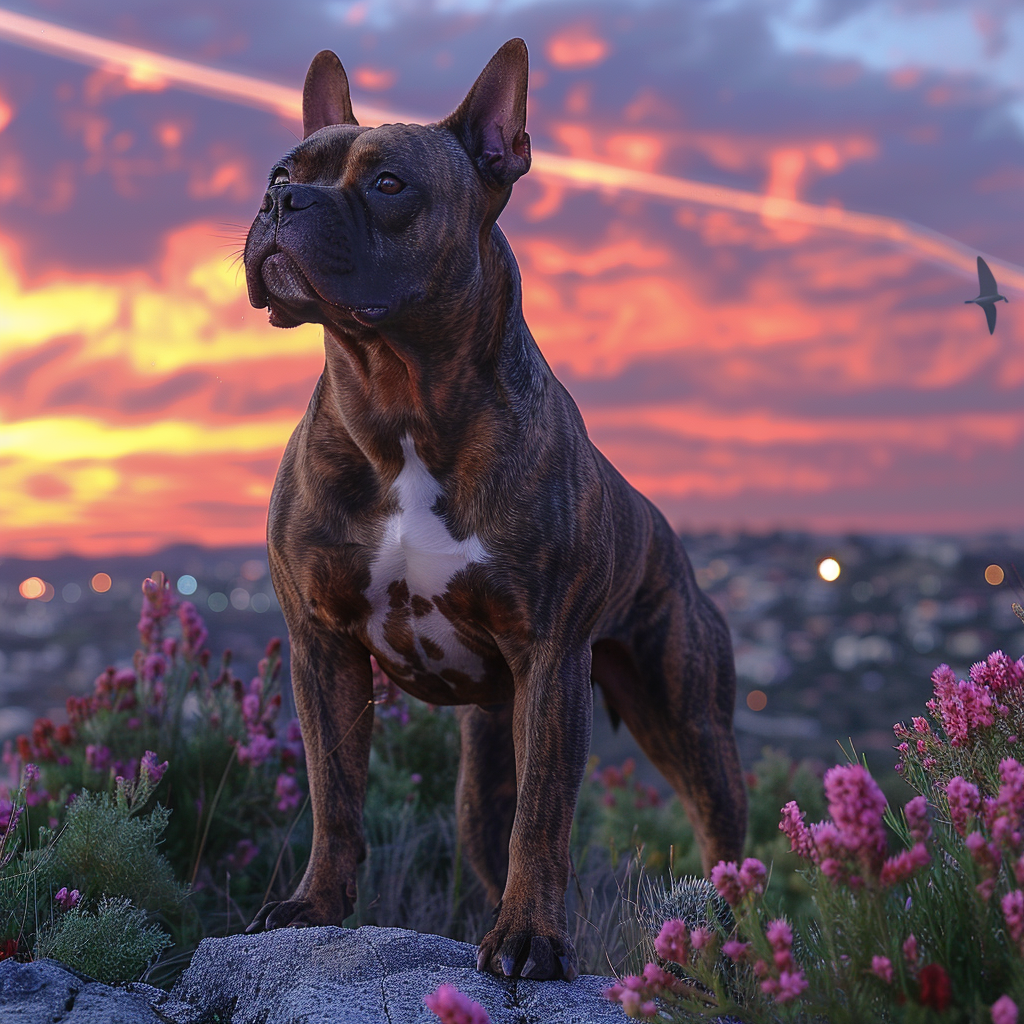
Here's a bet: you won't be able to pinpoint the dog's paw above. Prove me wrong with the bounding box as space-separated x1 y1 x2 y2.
246 892 353 933
476 925 577 982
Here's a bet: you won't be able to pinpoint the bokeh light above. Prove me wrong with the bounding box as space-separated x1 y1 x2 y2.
90 572 112 593
818 558 841 582
19 576 45 599
207 592 228 612
747 690 768 711
62 582 82 603
177 574 198 595
985 564 1005 586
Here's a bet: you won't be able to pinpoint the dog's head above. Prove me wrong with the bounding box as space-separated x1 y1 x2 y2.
244 40 531 332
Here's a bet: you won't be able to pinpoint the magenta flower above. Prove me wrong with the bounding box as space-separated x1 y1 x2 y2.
85 744 111 773
779 800 815 859
774 969 808 1003
275 772 302 813
992 995 1019 1024
423 983 490 1024
22 763 39 784
905 796 931 842
823 764 888 877
970 651 1024 693
0 798 22 833
1002 890 1024 947
880 843 930 887
140 750 168 785
689 926 714 950
871 955 893 983
739 857 767 894
653 918 690 966
711 861 744 905
236 734 278 767
723 939 749 961
946 777 981 835
927 671 996 747
224 838 260 871
903 933 918 965
54 887 81 910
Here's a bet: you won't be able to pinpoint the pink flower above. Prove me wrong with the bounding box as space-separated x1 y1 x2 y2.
85 744 111 773
723 939 749 961
871 955 893 983
140 750 168 785
423 984 490 1024
912 717 931 734
711 861 744 905
992 995 1019 1024
1002 890 1024 945
54 887 81 910
236 734 278 767
766 919 793 950
739 857 767 895
275 772 302 813
928 672 996 747
689 927 713 950
224 839 260 871
905 796 931 842
775 969 808 1003
970 652 1024 693
880 843 930 887
653 918 689 966
178 602 209 660
22 763 39 784
823 764 888 877
780 800 815 858
903 933 918 965
946 777 980 835
641 962 675 991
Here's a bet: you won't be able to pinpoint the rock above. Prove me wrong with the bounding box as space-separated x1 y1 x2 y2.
0 958 175 1023
171 925 627 1023
0 927 627 1023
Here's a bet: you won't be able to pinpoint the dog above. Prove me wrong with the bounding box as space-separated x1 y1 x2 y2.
243 39 746 982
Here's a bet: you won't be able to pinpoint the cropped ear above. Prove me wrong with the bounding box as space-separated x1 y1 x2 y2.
303 50 358 138
441 38 531 191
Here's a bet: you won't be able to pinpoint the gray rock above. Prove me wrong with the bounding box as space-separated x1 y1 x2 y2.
171 926 627 1023
0 958 174 1023
0 927 627 1023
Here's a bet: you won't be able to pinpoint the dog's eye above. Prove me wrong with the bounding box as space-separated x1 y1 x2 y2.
271 168 290 186
375 173 405 195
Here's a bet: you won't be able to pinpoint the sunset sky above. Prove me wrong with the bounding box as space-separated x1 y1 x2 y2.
1 0 1023 557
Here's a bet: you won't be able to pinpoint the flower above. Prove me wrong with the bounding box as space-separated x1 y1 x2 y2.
871 955 893 983
224 839 260 871
236 734 278 767
880 842 930 887
903 933 918 965
917 963 951 1011
822 764 888 878
946 777 981 835
275 772 302 813
22 763 39 784
653 918 689 966
1002 890 1024 946
723 939 749 961
140 750 168 785
992 995 1019 1024
423 984 490 1024
970 651 1024 693
689 926 714 950
85 744 111 773
711 861 743 905
641 962 675 991
54 887 81 910
775 969 808 1003
779 800 815 859
904 796 931 842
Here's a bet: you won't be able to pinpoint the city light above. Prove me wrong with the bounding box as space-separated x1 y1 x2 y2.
747 690 768 712
90 572 112 593
62 583 82 603
177 574 198 595
985 564 1005 586
19 576 45 599
818 558 841 582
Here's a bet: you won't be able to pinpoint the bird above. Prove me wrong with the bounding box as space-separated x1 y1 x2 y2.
965 256 1007 335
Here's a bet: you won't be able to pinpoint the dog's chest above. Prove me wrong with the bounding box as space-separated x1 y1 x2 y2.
364 437 489 684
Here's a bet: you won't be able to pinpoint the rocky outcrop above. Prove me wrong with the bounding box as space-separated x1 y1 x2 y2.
0 926 626 1023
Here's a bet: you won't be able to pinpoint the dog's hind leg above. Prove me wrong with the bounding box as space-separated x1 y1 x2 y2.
591 595 747 873
455 702 517 908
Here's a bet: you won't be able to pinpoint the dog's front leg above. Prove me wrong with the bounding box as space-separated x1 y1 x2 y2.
476 642 593 982
248 631 374 931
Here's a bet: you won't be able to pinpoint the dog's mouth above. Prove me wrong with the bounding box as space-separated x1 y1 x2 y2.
259 252 389 328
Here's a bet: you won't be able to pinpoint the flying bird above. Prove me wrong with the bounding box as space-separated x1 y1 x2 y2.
965 256 1008 335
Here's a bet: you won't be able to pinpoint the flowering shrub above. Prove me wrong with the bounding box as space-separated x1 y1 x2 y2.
0 573 308 976
607 650 1024 1022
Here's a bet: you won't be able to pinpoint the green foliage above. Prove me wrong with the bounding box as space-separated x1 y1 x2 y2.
36 896 171 984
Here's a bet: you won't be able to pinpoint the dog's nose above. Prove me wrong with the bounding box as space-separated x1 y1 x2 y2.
275 186 317 217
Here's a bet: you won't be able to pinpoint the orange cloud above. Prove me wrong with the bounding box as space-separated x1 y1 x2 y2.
546 24 610 70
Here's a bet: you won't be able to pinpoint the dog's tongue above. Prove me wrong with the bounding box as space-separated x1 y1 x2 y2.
261 252 314 303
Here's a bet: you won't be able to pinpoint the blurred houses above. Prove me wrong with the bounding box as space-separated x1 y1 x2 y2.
1 533 1022 776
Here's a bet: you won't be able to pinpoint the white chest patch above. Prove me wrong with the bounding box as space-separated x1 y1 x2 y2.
366 435 490 683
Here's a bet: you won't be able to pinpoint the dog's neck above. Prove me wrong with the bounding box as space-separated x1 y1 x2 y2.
313 225 546 478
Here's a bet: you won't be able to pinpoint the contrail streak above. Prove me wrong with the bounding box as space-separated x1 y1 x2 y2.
1 6 1021 292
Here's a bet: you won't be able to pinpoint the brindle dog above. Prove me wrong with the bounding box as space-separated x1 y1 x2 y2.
243 39 746 981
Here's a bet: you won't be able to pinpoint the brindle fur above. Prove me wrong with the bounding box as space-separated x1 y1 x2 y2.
243 40 746 981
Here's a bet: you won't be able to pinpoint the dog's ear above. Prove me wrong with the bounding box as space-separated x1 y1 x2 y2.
303 50 359 138
442 38 531 191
